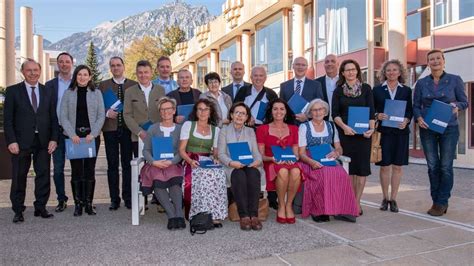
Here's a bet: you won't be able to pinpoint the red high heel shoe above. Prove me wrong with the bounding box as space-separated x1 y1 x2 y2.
286 217 296 224
276 216 287 224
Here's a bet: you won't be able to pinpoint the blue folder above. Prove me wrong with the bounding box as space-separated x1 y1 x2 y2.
271 146 297 162
256 102 267 121
152 136 174 160
348 106 370 134
177 104 194 121
423 99 453 134
288 93 309 114
65 138 96 160
103 88 123 112
227 142 254 165
308 144 337 166
382 99 407 128
199 160 223 168
140 121 153 131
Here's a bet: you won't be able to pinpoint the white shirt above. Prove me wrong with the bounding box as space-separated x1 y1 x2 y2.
180 121 220 148
113 77 126 84
382 81 403 100
139 83 153 106
293 77 306 95
160 125 176 137
233 81 245 98
298 122 340 147
244 86 269 124
24 81 40 107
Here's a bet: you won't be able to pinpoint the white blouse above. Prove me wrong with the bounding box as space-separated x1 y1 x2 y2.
180 121 220 147
298 122 340 147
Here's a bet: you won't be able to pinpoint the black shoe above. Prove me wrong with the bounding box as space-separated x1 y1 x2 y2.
55 201 67 212
213 222 223 228
109 202 120 210
13 212 24 223
34 209 54 218
74 203 83 217
151 196 159 205
177 217 186 229
125 201 132 209
380 199 389 211
389 200 399 213
311 215 330 223
334 215 356 223
167 218 179 230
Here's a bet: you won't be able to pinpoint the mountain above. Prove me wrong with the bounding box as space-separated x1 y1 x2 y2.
47 1 214 75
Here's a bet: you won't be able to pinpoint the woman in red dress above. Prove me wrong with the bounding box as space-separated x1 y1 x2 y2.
256 99 301 224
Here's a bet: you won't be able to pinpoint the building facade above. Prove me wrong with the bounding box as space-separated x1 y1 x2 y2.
169 0 473 166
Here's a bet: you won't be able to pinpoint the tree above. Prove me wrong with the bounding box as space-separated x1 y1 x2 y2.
124 36 163 80
159 25 186 56
85 41 102 85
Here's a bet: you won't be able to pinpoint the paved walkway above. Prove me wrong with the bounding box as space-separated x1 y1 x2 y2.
0 146 472 265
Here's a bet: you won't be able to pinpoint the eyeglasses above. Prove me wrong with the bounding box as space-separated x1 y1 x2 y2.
344 68 357 73
160 107 174 112
233 111 247 116
207 79 220 85
197 107 210 113
310 107 326 112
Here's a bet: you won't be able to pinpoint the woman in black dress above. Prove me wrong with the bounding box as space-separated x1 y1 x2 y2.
332 59 375 215
373 59 413 213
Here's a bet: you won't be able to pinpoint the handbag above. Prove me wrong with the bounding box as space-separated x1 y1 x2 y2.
228 198 269 222
370 122 382 163
189 212 214 235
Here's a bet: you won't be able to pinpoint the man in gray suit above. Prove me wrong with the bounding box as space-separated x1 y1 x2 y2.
221 61 251 102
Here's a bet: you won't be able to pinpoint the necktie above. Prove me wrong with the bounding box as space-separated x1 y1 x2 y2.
234 83 241 98
295 80 302 95
117 84 124 127
31 86 38 112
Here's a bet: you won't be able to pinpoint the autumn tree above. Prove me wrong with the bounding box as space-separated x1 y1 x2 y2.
85 41 102 85
124 36 163 80
159 25 186 56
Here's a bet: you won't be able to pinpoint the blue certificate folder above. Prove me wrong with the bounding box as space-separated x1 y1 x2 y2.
65 138 96 160
177 104 194 121
152 137 174 160
227 142 254 165
348 106 370 134
382 99 407 128
103 88 123 112
288 93 309 114
271 146 297 162
424 99 453 134
256 102 267 121
308 144 336 166
140 121 153 131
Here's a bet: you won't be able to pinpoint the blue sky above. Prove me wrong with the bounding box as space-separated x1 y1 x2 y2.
14 0 222 43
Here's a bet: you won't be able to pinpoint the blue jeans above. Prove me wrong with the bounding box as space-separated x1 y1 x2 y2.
420 126 459 206
52 132 68 201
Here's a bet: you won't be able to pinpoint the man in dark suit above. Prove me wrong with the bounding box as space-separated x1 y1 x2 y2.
315 54 339 120
221 61 251 102
280 57 324 123
45 52 73 212
4 59 59 223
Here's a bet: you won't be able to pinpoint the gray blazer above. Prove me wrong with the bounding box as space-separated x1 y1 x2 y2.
59 88 105 138
218 123 265 187
143 123 182 165
199 91 232 127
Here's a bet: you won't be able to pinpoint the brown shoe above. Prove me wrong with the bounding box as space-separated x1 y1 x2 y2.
250 217 262 231
428 204 448 216
239 217 252 231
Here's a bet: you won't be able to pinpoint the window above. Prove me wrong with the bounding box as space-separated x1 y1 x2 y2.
256 13 284 74
196 56 208 91
304 4 313 64
434 0 474 27
406 0 431 40
219 40 237 86
317 0 367 60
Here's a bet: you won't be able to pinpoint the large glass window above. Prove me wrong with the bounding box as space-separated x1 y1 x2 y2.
406 0 431 40
196 56 208 91
317 0 367 60
256 13 283 74
304 4 313 64
219 40 237 86
434 0 474 27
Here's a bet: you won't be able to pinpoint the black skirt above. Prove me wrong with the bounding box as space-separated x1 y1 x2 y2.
376 133 409 166
339 132 372 176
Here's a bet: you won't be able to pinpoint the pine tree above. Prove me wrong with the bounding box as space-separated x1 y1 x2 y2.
85 41 102 85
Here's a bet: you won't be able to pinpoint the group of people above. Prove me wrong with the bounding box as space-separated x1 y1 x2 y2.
4 49 468 232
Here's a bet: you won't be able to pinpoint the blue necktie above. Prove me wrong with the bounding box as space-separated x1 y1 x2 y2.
295 80 302 95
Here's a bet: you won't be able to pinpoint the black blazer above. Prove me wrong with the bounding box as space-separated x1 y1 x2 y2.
234 85 278 105
222 82 251 102
279 78 323 103
316 75 333 121
45 77 59 109
3 82 59 149
373 84 413 135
